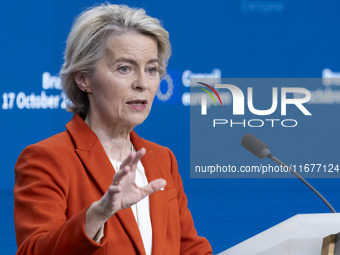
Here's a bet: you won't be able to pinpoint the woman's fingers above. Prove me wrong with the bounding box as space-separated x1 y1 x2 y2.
107 183 122 196
140 178 167 197
113 148 146 186
120 148 146 170
107 148 166 212
120 152 135 169
133 148 146 165
112 165 130 186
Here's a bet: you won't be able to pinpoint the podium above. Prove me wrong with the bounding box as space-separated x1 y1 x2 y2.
219 213 340 255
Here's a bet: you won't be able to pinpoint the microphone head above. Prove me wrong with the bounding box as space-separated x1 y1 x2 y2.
241 133 271 159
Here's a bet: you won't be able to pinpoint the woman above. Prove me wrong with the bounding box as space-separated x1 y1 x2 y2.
14 3 213 255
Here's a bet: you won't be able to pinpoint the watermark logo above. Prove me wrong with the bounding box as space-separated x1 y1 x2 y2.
191 79 313 128
190 78 339 179
197 82 223 115
196 83 311 117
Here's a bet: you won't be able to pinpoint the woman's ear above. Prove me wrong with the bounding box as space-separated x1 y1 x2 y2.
74 72 93 93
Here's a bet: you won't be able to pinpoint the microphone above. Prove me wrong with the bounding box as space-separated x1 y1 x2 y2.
241 133 336 213
241 133 271 159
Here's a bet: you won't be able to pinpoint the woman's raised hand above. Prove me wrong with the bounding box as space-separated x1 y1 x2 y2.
85 148 166 239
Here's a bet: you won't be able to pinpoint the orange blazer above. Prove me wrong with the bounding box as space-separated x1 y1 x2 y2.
14 114 212 255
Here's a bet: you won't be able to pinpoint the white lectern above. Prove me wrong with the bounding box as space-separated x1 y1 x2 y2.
219 213 340 255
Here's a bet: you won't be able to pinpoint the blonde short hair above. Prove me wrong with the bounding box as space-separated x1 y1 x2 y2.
60 3 171 117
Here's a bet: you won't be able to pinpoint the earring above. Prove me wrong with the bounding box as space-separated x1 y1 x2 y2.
84 89 87 92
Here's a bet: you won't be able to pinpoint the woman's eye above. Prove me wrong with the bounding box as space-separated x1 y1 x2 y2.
147 67 158 74
118 66 130 73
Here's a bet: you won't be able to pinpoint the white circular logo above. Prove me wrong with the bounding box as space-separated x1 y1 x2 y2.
156 74 174 102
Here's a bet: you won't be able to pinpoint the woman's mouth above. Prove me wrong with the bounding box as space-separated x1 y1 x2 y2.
126 100 147 110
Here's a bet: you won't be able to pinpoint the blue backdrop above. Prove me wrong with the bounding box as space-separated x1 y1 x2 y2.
2 0 340 254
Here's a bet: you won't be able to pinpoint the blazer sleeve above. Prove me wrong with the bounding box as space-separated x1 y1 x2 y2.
167 149 213 255
14 143 105 255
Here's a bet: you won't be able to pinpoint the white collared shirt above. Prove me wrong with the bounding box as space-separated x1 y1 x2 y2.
107 158 152 255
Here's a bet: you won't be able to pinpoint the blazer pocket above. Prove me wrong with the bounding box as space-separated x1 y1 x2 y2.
167 188 177 201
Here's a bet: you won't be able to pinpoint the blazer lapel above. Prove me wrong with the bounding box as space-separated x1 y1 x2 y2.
66 115 146 254
75 141 114 195
131 131 169 255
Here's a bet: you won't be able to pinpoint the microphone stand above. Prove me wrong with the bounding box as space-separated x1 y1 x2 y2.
269 154 336 213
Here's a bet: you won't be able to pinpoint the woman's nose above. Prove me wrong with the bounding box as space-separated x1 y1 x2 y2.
132 71 148 91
